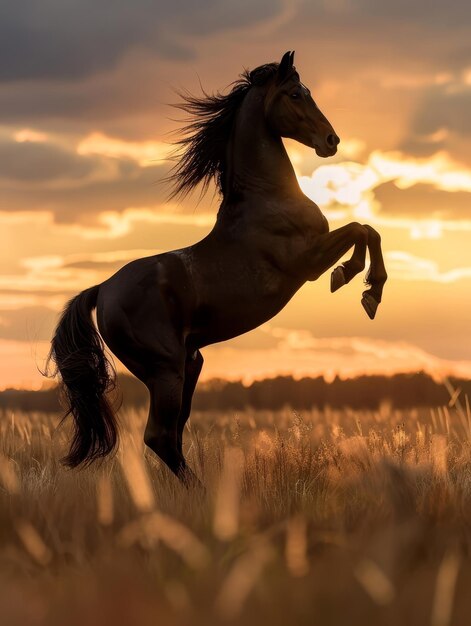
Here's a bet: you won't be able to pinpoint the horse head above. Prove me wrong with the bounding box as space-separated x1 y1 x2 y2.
264 51 340 158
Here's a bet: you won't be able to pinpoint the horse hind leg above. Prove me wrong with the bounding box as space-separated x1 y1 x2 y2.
177 350 204 455
96 278 201 486
115 348 201 487
144 366 202 488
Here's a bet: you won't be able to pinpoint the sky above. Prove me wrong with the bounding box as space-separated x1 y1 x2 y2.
0 0 470 388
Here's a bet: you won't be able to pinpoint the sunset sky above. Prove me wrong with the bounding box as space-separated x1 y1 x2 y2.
1 0 470 388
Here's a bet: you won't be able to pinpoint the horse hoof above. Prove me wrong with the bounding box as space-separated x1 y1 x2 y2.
180 467 206 493
362 292 379 320
331 266 346 292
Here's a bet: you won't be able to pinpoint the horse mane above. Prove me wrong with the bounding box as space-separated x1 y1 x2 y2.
167 63 279 200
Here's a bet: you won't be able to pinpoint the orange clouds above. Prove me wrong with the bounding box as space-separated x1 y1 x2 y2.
298 149 471 224
77 132 170 167
385 251 471 283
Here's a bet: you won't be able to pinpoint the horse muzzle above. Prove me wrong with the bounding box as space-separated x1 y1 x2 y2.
312 132 340 158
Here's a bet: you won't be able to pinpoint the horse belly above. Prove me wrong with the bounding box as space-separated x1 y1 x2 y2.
191 279 298 347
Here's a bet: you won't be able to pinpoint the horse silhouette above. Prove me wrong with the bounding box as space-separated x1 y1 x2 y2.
47 51 387 485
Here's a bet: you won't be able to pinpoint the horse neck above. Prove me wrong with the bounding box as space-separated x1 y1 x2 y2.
222 88 301 206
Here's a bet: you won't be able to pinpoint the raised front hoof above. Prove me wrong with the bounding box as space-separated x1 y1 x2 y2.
331 266 346 292
361 292 379 320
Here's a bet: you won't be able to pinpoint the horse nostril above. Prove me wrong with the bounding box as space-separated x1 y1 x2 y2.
326 133 340 148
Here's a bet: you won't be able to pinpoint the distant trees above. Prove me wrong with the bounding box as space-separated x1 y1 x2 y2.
192 372 465 411
0 372 468 414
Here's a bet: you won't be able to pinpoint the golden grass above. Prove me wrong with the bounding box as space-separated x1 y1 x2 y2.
1 395 471 625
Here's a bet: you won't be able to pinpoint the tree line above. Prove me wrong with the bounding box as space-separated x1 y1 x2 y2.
0 371 468 413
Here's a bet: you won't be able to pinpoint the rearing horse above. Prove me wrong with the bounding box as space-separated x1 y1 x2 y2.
47 52 387 484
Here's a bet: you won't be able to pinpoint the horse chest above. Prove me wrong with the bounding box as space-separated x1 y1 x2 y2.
254 207 328 279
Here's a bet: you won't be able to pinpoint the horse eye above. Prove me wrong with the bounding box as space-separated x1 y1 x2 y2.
290 92 300 100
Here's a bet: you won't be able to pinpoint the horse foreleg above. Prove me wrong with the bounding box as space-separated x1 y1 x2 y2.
301 222 384 318
304 222 368 285
330 227 368 292
361 225 388 319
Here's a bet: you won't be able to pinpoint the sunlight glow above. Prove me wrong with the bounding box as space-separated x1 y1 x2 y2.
298 161 379 207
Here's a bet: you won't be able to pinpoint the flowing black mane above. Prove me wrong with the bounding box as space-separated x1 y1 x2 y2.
168 63 279 199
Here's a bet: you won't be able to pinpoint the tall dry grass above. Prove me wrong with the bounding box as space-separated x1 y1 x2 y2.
1 390 471 625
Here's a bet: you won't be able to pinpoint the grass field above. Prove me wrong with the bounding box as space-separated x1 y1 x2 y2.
1 389 471 626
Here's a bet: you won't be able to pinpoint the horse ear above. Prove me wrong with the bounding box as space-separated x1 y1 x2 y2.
290 51 295 66
278 51 293 80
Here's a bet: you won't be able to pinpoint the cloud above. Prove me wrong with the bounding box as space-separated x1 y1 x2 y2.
384 251 471 283
0 137 98 182
0 208 216 289
3 129 471 237
2 121 470 241
0 0 467 159
77 132 170 167
352 0 470 27
0 248 163 297
0 258 104 295
62 208 216 239
0 71 160 123
297 149 471 227
374 182 471 219
201 326 471 383
0 127 224 224
7 206 215 240
294 0 471 74
36 248 159 271
0 0 282 82
0 243 209 314
0 2 184 82
369 151 471 192
402 82 471 163
0 306 57 341
0 158 171 220
0 291 69 312
14 128 49 143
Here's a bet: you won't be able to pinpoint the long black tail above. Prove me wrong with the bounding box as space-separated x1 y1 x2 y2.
46 285 118 467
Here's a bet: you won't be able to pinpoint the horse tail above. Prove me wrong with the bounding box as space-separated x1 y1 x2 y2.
46 285 118 468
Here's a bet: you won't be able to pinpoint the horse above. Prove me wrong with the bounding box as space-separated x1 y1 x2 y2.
47 51 387 485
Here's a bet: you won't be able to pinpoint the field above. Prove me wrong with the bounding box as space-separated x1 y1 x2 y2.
1 390 471 626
